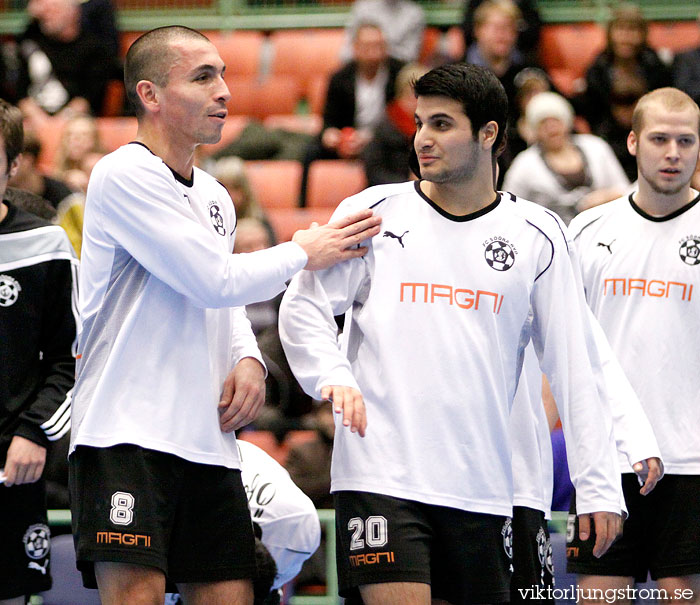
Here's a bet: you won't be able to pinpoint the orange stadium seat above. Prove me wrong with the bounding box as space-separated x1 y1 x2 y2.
418 26 465 64
119 31 142 58
269 29 345 107
419 27 442 64
207 30 265 77
538 23 606 97
244 160 303 209
96 117 138 152
36 125 63 174
305 160 367 208
226 75 303 119
267 207 334 242
648 21 700 55
101 80 126 117
269 29 344 84
263 113 323 136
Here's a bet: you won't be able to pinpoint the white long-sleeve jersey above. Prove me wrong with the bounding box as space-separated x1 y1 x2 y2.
280 181 621 517
570 192 700 474
511 306 662 518
238 440 321 590
70 143 308 468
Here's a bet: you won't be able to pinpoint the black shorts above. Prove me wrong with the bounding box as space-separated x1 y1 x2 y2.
334 491 512 604
510 506 554 604
69 444 256 588
567 474 700 582
0 479 52 599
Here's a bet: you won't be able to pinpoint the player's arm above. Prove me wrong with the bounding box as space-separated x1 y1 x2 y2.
7 249 78 486
529 222 623 555
217 304 269 432
92 161 379 309
279 201 371 436
584 304 664 494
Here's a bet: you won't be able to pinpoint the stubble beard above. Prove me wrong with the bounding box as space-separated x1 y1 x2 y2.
424 145 480 185
639 165 691 196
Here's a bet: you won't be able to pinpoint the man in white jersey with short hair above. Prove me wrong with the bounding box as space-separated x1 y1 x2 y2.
279 62 624 604
567 87 700 602
509 323 664 603
68 25 381 605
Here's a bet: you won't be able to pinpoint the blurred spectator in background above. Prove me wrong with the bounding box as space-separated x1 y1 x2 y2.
462 0 541 62
14 0 114 130
362 62 428 186
301 22 404 204
54 113 105 193
209 156 276 245
341 0 425 63
508 66 552 160
229 213 312 440
79 0 120 61
285 403 335 510
10 132 74 210
573 3 672 181
284 403 335 593
464 0 539 182
9 131 85 254
672 13 700 106
503 92 629 223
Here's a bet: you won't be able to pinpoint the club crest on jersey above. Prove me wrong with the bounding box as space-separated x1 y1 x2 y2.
0 274 21 307
23 523 50 560
483 236 517 271
679 236 700 266
208 201 226 236
501 517 513 559
536 527 554 577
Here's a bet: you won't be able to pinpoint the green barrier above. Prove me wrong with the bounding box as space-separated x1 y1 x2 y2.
46 508 570 604
1 0 699 35
47 509 341 604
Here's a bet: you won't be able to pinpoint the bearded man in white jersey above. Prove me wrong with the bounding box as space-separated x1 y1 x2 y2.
567 88 700 603
279 62 624 605
68 26 381 605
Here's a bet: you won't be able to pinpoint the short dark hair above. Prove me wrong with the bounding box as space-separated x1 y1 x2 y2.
413 63 509 155
4 187 56 221
0 98 24 168
22 131 42 160
124 26 211 117
253 537 278 605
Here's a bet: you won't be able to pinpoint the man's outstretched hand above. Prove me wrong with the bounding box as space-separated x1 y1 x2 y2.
293 209 381 271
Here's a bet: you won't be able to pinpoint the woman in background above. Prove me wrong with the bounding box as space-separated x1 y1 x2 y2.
503 91 629 224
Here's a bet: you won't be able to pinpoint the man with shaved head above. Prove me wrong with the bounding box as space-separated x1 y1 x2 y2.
568 87 700 602
68 26 380 605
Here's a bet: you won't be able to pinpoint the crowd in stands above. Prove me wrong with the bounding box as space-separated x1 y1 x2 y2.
1 0 700 598
1 0 697 229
